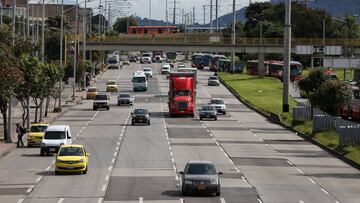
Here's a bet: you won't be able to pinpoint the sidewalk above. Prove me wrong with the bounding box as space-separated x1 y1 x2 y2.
0 72 101 159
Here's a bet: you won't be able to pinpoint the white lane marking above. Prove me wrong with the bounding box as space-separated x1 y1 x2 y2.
265 144 270 147
117 141 120 145
101 184 107 192
45 166 51 171
286 160 293 166
116 146 119 151
257 198 263 203
175 175 179 181
220 198 226 203
180 198 184 203
321 188 330 195
308 177 316 184
171 158 175 163
113 152 117 156
108 165 113 171
57 198 64 203
173 166 177 171
16 199 24 203
258 138 263 142
299 201 304 203
97 197 103 203
36 176 42 182
26 185 34 193
111 158 115 164
105 175 110 181
297 168 304 174
139 197 144 203
170 151 173 156
52 160 55 164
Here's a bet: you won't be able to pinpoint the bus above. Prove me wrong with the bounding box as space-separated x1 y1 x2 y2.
191 53 205 69
203 53 212 67
132 71 148 92
219 59 244 73
209 54 226 72
166 52 177 63
128 26 179 34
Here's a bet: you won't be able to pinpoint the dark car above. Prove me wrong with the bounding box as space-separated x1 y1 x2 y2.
131 109 151 125
117 93 133 106
199 105 217 121
180 161 222 196
129 55 137 62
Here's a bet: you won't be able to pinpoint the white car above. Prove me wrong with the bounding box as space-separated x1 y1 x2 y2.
140 56 152 64
209 98 226 114
208 76 220 86
161 65 171 75
143 67 153 78
40 125 72 156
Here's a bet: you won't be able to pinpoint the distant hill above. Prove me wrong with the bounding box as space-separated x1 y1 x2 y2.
270 0 360 17
134 16 168 26
215 7 247 27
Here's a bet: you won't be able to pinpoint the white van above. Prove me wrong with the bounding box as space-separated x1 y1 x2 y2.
132 71 148 92
107 54 121 69
40 125 72 156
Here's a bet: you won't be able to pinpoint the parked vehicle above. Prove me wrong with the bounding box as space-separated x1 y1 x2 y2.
55 144 89 175
27 123 49 147
117 93 133 106
131 109 151 125
40 125 72 156
132 71 148 92
209 98 226 114
93 92 110 110
168 72 196 117
180 160 222 196
199 105 217 120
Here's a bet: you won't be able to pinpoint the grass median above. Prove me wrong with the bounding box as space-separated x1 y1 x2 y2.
219 72 360 165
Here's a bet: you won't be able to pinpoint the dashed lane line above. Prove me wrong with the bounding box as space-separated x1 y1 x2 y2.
57 198 64 203
16 199 24 203
220 198 226 203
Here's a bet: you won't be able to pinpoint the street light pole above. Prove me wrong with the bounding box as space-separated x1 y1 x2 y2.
58 0 64 111
282 0 291 113
73 0 78 100
231 0 236 73
82 0 87 60
215 0 218 32
41 0 45 63
210 0 213 33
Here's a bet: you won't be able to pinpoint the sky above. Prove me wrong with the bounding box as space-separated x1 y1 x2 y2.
60 0 268 23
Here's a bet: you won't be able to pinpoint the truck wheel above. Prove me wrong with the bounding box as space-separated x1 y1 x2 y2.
93 107 97 110
200 117 203 120
40 150 45 156
215 117 217 121
147 120 150 125
131 121 134 126
107 107 110 110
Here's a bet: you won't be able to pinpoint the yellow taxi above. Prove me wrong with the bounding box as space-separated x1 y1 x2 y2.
106 80 118 92
86 86 98 99
55 144 89 175
27 123 49 147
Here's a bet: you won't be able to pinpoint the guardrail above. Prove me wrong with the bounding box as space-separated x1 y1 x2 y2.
87 34 360 46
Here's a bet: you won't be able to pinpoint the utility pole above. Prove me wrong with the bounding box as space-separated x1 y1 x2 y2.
26 0 29 36
283 0 291 112
210 0 213 33
181 8 184 26
149 0 151 25
59 0 64 112
203 5 206 26
0 0 3 26
41 0 45 63
166 0 168 25
73 0 78 100
83 0 87 60
231 0 235 74
98 0 101 34
172 0 176 25
192 6 195 25
215 0 218 32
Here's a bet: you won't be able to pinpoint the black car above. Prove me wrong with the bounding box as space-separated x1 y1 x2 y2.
129 55 137 62
131 109 151 125
180 161 222 196
199 105 217 120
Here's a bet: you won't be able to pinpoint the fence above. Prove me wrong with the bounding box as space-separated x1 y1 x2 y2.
293 101 312 122
335 117 360 146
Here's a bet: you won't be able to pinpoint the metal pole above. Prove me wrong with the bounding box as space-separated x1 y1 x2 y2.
32 5 35 42
98 0 101 34
231 0 235 73
203 5 205 26
58 0 64 111
192 6 195 25
107 3 110 33
282 0 291 113
344 20 348 81
83 0 87 60
26 0 29 36
41 0 45 62
210 0 213 33
215 0 218 32
172 0 175 25
149 0 151 25
73 0 78 100
0 0 3 26
166 0 168 25
322 18 325 45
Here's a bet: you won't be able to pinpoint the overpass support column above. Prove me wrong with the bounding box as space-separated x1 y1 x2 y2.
258 52 265 78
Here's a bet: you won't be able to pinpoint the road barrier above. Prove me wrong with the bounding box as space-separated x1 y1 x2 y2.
335 118 360 146
312 108 335 132
293 101 312 122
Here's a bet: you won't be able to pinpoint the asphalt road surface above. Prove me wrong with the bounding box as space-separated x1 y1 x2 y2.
0 61 360 203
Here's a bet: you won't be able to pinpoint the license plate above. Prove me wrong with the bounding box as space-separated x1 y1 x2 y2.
67 166 74 169
139 119 143 122
49 148 55 152
180 110 184 112
206 115 210 117
197 185 206 190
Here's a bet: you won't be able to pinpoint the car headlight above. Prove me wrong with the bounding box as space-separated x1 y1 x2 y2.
56 159 65 163
211 179 219 184
184 180 193 185
78 159 85 163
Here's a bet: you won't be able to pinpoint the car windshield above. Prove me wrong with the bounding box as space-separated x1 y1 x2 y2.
202 106 215 111
133 77 146 83
30 125 48 132
186 163 217 175
107 81 117 85
211 100 224 104
134 109 148 114
163 67 170 70
58 147 84 156
142 54 151 57
174 90 191 96
209 76 218 80
44 131 66 139
95 95 108 100
143 68 151 72
88 88 97 92
119 94 130 98
108 59 117 64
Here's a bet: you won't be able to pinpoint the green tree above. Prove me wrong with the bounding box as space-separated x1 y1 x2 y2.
113 16 137 33
310 80 353 116
298 69 327 98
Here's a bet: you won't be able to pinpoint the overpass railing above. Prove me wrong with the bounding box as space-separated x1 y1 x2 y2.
88 34 360 46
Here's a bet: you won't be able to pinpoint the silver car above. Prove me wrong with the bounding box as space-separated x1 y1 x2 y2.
143 68 153 78
208 76 220 86
199 105 217 121
209 98 226 114
180 160 222 196
117 93 133 106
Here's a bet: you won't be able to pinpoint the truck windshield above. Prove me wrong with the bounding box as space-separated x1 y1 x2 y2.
175 90 191 96
133 77 146 83
95 95 108 100
108 59 117 64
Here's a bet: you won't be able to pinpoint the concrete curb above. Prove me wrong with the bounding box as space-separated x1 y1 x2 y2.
219 76 360 171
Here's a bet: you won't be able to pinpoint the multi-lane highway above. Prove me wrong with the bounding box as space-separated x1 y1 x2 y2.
1 60 360 203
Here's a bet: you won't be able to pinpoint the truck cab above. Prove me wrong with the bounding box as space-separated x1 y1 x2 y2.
132 71 148 92
168 72 196 117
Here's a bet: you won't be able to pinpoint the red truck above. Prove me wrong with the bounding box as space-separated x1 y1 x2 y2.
168 72 196 117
